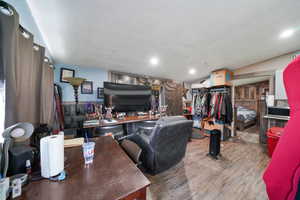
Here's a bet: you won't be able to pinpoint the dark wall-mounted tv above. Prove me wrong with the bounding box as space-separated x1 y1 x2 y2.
103 82 151 112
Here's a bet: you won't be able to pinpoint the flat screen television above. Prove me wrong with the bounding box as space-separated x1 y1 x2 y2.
103 82 151 112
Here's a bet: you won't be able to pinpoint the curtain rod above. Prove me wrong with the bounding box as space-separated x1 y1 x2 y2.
0 1 9 9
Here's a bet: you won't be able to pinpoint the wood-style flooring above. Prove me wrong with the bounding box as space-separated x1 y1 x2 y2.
146 137 269 200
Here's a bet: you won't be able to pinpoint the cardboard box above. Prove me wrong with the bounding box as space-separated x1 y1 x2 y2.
210 69 233 86
151 85 161 91
203 120 222 131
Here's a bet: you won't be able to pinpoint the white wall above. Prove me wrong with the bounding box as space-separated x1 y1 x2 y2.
234 51 300 75
234 51 300 99
54 64 108 102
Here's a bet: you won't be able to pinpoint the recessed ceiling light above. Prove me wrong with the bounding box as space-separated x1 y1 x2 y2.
279 29 295 39
189 68 196 75
150 57 159 66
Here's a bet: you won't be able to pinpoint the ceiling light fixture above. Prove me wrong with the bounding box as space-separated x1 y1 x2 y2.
279 29 295 39
150 57 159 66
189 68 196 75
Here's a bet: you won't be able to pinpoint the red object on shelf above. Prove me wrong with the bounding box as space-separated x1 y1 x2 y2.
267 127 284 157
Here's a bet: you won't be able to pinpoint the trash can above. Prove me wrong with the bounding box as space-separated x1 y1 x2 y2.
208 129 221 159
267 127 284 157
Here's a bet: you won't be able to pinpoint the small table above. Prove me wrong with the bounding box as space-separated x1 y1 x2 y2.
18 136 150 200
84 115 159 137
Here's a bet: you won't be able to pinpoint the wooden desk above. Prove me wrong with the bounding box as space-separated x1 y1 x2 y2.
18 136 150 200
83 115 159 129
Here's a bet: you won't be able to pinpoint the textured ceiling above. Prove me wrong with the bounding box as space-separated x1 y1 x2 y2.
27 0 300 81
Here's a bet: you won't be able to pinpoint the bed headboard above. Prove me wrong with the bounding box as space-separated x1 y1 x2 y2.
235 99 259 112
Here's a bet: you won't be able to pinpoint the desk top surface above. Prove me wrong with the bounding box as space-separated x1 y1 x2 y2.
83 115 159 128
18 136 150 200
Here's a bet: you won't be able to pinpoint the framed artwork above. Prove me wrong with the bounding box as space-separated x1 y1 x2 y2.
97 87 104 99
81 81 93 94
60 68 75 83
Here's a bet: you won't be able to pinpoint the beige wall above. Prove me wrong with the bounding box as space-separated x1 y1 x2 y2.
188 51 300 84
234 51 300 75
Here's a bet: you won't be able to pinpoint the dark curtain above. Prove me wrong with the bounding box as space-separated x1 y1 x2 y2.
31 44 45 124
0 2 54 128
16 27 34 123
40 59 54 125
0 2 19 128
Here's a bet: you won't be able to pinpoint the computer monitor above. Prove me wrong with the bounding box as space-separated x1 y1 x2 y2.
103 82 151 112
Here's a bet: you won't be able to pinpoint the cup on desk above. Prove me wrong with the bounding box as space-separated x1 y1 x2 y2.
82 142 95 164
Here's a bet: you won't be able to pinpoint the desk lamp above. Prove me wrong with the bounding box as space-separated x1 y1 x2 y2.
64 77 86 115
1 123 34 178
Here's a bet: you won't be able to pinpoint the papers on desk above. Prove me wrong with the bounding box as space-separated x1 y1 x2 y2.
84 120 100 126
84 119 118 127
102 119 118 124
64 138 84 148
137 112 147 116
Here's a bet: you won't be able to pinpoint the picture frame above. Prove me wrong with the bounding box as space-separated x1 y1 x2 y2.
60 68 75 83
97 87 104 99
81 81 93 94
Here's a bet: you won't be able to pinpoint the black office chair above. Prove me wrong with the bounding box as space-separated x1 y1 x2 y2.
124 116 193 175
135 120 157 135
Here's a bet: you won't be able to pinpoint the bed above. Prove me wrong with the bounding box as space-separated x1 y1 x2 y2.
236 106 257 131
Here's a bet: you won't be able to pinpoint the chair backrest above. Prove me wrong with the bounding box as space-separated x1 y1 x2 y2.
149 116 193 160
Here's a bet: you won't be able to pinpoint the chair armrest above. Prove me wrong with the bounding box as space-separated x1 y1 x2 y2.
116 133 136 141
129 133 152 153
121 139 142 164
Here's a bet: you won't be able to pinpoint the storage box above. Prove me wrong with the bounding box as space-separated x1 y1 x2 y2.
210 69 232 86
267 127 284 157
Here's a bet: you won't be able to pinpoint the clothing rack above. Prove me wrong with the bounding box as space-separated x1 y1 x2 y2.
191 88 209 94
209 86 231 93
208 86 232 141
192 86 231 94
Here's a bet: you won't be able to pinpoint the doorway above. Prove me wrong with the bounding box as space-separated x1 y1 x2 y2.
232 78 270 143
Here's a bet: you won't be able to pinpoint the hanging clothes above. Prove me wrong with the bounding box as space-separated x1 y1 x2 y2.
209 92 216 117
205 91 233 125
191 88 211 128
224 94 233 124
191 88 210 118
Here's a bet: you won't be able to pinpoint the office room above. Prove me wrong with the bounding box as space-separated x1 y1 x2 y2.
1 0 300 199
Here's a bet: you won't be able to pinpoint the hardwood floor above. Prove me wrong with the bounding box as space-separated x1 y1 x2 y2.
146 137 269 200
